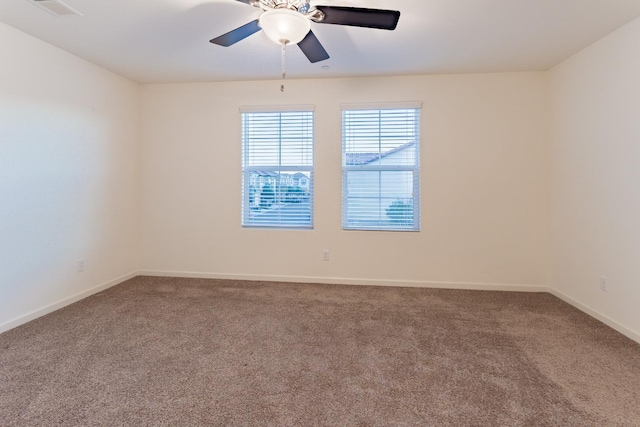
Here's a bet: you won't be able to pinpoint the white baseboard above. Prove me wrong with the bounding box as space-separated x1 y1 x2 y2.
0 271 137 335
7 271 636 346
138 270 549 292
550 288 640 344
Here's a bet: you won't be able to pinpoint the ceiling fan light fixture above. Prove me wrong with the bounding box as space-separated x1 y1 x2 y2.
259 8 311 45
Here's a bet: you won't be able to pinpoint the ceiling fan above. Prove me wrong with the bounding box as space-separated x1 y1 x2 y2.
209 0 401 63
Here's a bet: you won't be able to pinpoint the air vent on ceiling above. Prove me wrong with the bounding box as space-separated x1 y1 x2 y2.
29 0 82 17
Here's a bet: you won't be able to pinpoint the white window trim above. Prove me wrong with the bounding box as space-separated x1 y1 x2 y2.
240 104 316 113
340 101 423 111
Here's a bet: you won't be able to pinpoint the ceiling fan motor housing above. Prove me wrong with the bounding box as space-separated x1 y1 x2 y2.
258 0 325 21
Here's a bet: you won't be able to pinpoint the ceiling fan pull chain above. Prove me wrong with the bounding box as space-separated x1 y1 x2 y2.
281 41 287 92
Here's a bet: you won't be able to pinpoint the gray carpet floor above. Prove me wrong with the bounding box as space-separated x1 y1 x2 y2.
1 276 639 426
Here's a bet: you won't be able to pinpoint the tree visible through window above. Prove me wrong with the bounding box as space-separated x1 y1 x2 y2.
342 107 420 231
242 110 314 228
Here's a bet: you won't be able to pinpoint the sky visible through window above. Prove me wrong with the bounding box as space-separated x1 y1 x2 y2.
244 112 313 167
343 109 418 158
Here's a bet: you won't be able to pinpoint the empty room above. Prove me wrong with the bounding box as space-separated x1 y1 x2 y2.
1 0 640 425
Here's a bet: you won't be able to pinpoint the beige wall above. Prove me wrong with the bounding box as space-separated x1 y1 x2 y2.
140 73 549 289
549 17 640 340
3 13 638 342
0 22 140 331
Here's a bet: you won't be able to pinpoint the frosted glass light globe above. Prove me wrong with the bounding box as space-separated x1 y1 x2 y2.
259 9 311 45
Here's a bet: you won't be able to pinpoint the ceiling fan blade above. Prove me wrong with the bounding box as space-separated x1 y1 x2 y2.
297 30 330 63
315 6 400 30
210 19 261 47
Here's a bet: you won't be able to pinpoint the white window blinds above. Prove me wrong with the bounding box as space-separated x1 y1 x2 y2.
242 110 314 228
342 107 420 231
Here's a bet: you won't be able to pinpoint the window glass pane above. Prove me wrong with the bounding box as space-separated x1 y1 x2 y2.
345 171 415 229
242 111 313 228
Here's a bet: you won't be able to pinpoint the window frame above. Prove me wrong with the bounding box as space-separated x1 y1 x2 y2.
341 104 421 232
240 106 315 229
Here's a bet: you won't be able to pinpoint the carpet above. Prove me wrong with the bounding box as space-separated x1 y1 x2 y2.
1 276 639 426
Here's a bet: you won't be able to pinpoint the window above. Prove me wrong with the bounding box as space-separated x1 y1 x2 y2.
342 104 421 231
241 108 314 228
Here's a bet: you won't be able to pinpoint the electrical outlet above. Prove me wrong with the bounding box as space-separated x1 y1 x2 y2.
599 276 608 292
322 250 330 262
77 259 85 273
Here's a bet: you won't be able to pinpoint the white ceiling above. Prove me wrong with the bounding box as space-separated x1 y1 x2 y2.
1 0 640 84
